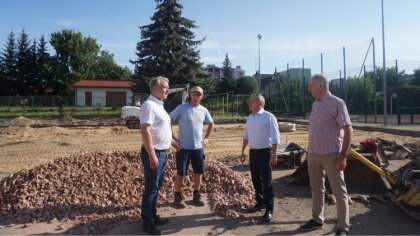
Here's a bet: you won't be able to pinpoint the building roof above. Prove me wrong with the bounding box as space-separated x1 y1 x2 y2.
73 79 134 89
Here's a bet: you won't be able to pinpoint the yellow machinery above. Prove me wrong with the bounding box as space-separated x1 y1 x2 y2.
349 149 420 221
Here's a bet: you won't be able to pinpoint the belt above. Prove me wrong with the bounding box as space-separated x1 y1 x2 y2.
141 145 168 152
250 148 271 153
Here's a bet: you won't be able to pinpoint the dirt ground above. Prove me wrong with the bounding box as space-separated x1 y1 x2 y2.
1 120 420 235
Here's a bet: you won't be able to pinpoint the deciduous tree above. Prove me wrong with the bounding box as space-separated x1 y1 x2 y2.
50 29 100 95
235 76 258 95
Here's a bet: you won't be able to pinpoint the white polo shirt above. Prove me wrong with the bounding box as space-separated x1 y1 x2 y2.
139 95 172 150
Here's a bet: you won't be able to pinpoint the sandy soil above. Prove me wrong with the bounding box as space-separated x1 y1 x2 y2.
1 122 420 235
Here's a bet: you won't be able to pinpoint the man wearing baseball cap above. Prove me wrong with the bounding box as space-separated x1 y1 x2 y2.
169 86 214 208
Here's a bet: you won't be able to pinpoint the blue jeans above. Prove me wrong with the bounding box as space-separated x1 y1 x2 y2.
141 146 167 224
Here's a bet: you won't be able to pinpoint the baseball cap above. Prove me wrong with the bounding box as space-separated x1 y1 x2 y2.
190 86 204 95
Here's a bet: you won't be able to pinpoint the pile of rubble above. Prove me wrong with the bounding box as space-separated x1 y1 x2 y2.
0 150 254 234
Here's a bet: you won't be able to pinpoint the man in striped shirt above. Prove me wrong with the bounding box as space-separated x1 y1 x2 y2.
299 74 353 236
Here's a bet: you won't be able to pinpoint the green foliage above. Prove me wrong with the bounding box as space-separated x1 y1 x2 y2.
16 30 32 95
48 29 133 95
235 76 258 95
285 79 303 113
1 29 132 96
413 68 420 86
131 0 203 93
50 29 100 95
94 50 133 79
37 35 54 94
395 85 420 93
194 73 216 95
346 76 374 114
0 32 17 95
20 98 28 107
366 66 405 93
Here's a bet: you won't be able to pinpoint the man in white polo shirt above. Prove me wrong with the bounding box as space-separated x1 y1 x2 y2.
140 76 181 235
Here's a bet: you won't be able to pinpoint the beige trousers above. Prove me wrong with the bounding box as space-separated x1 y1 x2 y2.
307 152 350 231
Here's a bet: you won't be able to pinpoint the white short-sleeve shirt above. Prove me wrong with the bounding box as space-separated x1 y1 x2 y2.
139 95 172 150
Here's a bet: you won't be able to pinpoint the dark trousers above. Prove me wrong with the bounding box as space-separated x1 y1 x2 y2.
140 146 167 224
249 148 274 211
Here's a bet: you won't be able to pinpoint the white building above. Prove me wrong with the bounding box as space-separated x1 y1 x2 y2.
73 80 134 107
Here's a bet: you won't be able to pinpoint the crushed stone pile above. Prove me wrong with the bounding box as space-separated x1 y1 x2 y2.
0 150 254 234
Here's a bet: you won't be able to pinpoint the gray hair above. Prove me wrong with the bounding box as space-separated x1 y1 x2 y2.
149 76 169 90
310 74 329 91
250 93 265 106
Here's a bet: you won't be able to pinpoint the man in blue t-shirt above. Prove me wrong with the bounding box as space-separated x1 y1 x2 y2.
169 86 214 208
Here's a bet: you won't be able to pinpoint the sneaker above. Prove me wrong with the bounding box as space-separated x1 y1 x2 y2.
335 228 349 236
192 190 205 206
173 192 186 209
299 219 324 231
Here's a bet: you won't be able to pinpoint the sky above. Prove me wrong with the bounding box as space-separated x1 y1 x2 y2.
1 0 420 79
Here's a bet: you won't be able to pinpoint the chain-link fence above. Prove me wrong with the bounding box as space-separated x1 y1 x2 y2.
265 38 420 125
1 92 419 124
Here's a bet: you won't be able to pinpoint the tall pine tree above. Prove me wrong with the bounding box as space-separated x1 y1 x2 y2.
26 39 39 94
131 0 203 93
16 30 32 95
0 32 17 95
0 38 4 95
218 54 236 93
37 35 52 94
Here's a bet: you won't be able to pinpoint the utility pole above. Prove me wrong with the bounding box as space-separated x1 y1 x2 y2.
258 34 262 93
381 0 388 126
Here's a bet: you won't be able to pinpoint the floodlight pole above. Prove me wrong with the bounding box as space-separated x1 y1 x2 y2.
258 34 262 92
381 0 388 126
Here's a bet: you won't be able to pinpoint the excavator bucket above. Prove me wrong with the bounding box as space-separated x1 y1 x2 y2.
349 149 420 222
392 158 420 221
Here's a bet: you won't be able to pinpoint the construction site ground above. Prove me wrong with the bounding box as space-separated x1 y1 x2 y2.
1 118 420 235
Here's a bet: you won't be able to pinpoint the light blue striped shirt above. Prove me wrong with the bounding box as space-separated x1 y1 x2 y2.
243 108 280 149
